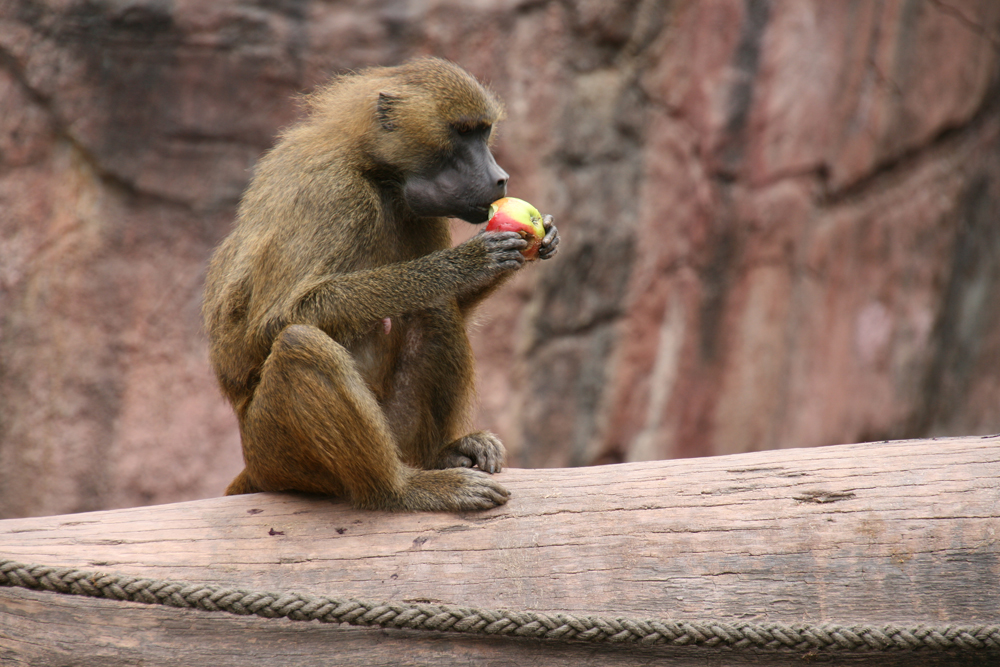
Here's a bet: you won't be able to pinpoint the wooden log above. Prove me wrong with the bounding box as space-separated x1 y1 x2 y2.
0 436 998 666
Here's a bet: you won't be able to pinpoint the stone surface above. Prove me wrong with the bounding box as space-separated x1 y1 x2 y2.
1 0 999 518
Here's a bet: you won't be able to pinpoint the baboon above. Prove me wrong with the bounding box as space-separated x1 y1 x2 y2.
202 57 559 511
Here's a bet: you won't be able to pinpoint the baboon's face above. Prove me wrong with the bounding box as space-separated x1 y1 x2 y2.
403 125 509 224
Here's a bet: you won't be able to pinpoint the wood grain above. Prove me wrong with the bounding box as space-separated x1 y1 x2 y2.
1 436 998 666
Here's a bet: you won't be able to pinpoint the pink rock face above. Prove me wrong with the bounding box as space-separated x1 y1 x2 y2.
2 1 1000 517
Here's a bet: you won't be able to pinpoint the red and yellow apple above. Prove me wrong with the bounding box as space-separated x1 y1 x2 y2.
485 197 545 260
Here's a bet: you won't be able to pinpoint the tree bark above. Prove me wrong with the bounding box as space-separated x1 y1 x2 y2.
0 436 997 666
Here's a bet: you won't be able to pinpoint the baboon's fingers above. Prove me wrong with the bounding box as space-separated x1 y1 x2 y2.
539 214 560 260
439 453 474 469
443 431 506 473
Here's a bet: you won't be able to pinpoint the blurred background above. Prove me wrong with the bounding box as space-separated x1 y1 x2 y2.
2 0 999 519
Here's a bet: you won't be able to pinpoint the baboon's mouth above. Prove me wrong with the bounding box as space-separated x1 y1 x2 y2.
464 205 491 224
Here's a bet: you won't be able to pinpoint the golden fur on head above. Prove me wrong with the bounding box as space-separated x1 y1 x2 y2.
301 57 506 171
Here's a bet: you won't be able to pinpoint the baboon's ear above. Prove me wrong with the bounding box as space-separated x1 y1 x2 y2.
377 92 401 131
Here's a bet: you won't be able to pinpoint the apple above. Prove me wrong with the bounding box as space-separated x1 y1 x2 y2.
485 197 545 260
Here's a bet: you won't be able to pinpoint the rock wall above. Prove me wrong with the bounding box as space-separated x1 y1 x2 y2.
1 0 999 518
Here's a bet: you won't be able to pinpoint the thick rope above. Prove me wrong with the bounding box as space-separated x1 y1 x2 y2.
1 558 997 652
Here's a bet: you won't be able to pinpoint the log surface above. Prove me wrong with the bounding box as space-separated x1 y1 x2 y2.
1 436 998 666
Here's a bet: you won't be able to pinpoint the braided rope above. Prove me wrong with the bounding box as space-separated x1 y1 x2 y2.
1 558 998 652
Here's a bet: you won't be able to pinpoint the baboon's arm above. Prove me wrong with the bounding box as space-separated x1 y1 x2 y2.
454 271 515 315
270 233 526 342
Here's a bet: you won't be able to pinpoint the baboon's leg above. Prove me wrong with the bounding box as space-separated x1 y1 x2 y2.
384 307 506 474
228 324 508 511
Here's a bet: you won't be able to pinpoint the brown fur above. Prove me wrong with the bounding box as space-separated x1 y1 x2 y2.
203 58 529 511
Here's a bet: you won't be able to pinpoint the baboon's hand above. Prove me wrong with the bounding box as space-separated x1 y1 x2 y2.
538 214 560 260
438 431 506 473
472 230 528 273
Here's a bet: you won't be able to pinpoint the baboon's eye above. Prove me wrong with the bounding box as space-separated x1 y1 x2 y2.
454 120 492 137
